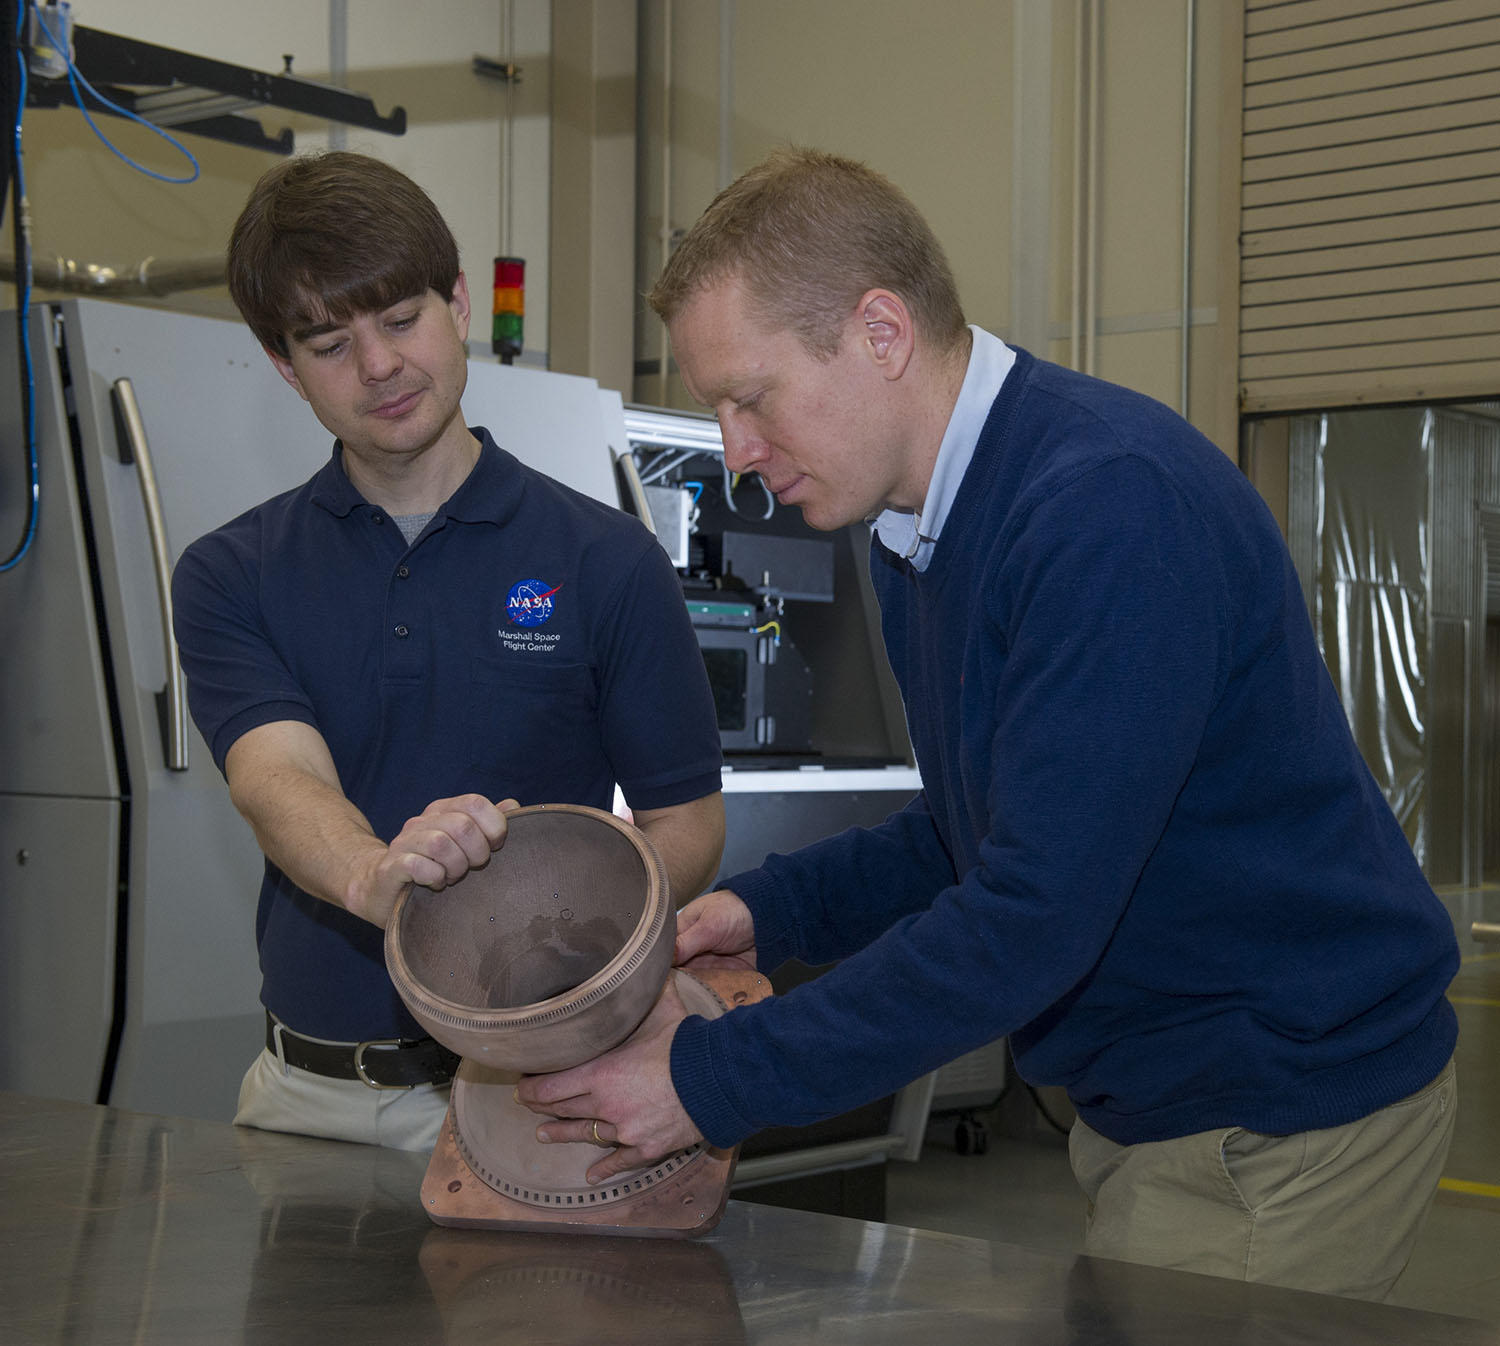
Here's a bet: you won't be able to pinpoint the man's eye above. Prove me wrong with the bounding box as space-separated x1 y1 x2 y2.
311 341 345 358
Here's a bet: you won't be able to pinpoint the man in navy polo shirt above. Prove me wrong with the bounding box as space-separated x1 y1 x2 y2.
171 151 724 1150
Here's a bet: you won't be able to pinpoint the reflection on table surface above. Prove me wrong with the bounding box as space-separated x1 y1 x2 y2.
2 1091 1496 1346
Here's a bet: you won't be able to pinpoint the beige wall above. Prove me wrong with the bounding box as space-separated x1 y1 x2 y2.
7 0 1230 435
548 0 637 393
634 0 1230 451
7 1 552 355
733 0 1014 342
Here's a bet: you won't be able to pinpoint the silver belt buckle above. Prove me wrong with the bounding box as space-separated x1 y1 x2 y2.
353 1037 414 1090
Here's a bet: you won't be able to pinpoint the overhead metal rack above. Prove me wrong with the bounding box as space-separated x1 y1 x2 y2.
24 24 406 154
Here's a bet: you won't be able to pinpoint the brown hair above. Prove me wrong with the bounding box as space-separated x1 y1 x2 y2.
649 147 967 359
226 151 461 357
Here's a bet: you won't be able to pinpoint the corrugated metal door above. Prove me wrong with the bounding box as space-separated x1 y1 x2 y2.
1237 0 1500 414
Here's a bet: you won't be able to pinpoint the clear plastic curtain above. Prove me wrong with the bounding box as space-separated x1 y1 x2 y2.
1314 409 1431 864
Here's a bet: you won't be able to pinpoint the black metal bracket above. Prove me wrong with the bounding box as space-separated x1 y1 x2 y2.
472 56 522 84
25 24 406 155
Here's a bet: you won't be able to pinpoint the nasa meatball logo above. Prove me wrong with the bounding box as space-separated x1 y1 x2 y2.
505 578 561 628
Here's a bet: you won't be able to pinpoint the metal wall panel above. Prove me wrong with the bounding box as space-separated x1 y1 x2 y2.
1431 415 1476 621
0 309 118 799
0 796 121 1102
1428 616 1471 884
1485 618 1500 881
1286 415 1321 619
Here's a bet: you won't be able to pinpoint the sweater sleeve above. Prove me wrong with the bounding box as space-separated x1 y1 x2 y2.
672 454 1230 1145
721 790 956 973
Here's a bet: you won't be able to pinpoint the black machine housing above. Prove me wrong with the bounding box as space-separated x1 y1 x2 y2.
625 423 908 766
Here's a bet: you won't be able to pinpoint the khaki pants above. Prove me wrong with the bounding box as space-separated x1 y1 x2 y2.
1068 1059 1456 1301
234 1047 452 1152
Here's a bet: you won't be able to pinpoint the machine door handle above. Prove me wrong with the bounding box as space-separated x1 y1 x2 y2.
111 377 189 772
614 447 658 536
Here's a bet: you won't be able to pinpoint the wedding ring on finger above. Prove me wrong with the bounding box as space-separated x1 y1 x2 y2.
591 1118 604 1145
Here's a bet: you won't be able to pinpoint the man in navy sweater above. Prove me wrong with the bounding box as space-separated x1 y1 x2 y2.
516 148 1459 1298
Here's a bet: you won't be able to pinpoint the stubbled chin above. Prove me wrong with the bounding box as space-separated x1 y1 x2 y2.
796 502 845 533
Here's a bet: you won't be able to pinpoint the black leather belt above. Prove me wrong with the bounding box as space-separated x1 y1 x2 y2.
266 1012 459 1090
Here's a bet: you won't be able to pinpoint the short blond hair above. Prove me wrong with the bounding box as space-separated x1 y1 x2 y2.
650 147 967 359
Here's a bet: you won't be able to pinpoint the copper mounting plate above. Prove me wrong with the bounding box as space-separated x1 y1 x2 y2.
418 967 770 1237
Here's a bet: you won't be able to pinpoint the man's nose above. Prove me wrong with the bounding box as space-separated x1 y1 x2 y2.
719 416 765 474
357 335 403 383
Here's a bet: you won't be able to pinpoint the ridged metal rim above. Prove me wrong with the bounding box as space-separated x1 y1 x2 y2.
455 1127 705 1210
385 803 671 1035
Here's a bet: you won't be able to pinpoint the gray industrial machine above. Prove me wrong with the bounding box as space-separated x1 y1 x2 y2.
0 299 639 1121
623 405 913 769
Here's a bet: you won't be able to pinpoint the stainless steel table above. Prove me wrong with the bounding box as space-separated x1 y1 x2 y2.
2 1091 1495 1345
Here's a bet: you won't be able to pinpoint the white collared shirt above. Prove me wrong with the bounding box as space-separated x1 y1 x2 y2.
870 326 1016 571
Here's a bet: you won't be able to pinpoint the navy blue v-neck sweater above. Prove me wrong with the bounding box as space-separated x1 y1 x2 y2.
672 348 1457 1148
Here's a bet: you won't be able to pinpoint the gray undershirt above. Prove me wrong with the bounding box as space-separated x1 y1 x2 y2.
392 511 436 545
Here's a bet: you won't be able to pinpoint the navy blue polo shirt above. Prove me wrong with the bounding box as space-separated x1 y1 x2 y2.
172 428 722 1040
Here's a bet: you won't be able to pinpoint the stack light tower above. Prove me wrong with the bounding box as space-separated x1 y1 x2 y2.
492 256 524 364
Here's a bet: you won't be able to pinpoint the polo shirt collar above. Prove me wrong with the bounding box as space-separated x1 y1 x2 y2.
309 427 519 525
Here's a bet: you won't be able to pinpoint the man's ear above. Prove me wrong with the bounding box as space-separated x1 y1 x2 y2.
265 346 309 402
449 271 472 342
858 289 915 381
